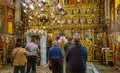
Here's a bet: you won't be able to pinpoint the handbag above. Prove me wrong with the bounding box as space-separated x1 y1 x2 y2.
49 63 52 70
11 48 21 66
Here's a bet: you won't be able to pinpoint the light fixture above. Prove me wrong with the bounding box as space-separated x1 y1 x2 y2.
29 4 34 10
22 0 66 27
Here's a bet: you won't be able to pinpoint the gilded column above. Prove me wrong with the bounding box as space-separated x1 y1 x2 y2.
15 0 23 42
105 0 110 26
15 0 21 22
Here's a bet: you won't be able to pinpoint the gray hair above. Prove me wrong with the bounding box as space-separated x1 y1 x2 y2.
52 41 58 46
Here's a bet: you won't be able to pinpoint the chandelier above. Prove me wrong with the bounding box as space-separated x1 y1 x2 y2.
22 0 65 26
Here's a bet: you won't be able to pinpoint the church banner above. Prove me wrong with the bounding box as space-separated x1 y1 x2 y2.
8 22 13 34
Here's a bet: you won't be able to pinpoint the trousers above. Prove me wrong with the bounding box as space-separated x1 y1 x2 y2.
26 56 37 73
51 58 63 73
14 66 25 73
70 70 86 73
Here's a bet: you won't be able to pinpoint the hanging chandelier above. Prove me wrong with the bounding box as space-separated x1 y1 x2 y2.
22 0 65 25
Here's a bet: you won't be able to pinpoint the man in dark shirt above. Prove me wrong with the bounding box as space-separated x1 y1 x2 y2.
64 38 73 73
48 41 64 73
64 38 73 53
66 38 87 73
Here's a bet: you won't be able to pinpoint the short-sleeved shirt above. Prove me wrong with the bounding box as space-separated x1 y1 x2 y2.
25 42 39 56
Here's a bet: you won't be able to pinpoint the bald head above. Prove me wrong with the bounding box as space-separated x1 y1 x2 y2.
52 41 58 46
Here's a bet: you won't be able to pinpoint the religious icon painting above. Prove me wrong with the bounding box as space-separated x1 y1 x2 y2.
80 8 86 14
73 17 79 24
76 0 81 3
67 18 73 24
73 9 78 14
87 16 92 24
93 7 99 13
93 16 99 24
72 32 81 39
67 9 73 14
86 7 92 14
85 33 92 40
97 33 103 41
80 17 86 24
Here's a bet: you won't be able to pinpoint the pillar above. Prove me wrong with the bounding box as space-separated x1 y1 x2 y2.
40 31 47 65
105 0 111 27
15 0 21 22
15 0 24 42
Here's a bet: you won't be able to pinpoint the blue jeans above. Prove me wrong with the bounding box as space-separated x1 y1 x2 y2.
14 66 25 73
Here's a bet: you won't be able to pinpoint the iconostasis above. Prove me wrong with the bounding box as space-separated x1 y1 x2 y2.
22 0 107 62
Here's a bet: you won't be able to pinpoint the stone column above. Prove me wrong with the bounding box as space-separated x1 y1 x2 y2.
40 31 47 65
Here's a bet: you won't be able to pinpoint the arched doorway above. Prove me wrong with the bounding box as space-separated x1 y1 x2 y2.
25 29 47 65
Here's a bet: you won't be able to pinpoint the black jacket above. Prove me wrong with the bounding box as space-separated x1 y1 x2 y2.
64 42 73 53
66 44 87 72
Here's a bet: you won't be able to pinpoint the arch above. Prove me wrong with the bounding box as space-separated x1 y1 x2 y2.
25 29 47 65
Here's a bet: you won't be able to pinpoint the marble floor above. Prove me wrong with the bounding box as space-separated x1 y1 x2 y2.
0 62 119 73
94 62 120 73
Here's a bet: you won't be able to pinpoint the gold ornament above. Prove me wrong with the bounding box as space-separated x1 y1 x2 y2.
117 35 120 42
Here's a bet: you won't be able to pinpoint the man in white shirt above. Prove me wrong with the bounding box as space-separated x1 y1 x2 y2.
25 39 39 73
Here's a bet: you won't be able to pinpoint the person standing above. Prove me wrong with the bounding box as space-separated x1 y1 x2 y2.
64 38 73 73
66 38 87 73
12 39 29 73
22 39 27 48
25 39 39 73
64 38 73 53
48 41 64 73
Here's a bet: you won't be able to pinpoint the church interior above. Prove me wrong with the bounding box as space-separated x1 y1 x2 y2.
0 0 120 73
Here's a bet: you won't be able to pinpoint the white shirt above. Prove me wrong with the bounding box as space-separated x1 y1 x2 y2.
25 42 39 56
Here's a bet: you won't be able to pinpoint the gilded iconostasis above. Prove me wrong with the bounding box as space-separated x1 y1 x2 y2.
21 0 108 61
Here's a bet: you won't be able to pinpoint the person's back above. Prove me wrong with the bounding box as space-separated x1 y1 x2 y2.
49 46 63 59
48 41 64 73
64 38 73 73
25 39 39 73
66 38 87 73
64 38 73 53
12 47 28 66
12 39 29 73
26 42 39 56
